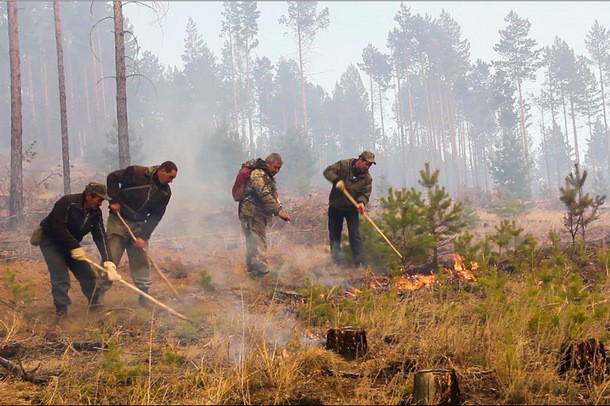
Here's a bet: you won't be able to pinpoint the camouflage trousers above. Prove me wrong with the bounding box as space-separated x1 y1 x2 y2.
240 214 268 275
96 212 151 295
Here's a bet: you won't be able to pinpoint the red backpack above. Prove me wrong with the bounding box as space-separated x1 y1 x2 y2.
232 162 254 202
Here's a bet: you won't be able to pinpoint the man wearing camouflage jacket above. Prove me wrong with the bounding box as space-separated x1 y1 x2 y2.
323 151 375 267
238 153 291 277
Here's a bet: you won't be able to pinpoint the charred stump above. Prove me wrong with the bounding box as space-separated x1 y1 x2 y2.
412 368 462 405
559 338 609 383
326 327 367 359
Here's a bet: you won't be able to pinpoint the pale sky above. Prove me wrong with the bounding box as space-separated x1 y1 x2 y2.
124 1 610 94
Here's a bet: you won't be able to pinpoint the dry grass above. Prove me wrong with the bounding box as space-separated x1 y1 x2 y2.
3 204 610 404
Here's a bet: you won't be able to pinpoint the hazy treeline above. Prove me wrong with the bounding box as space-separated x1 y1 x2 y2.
1 1 610 200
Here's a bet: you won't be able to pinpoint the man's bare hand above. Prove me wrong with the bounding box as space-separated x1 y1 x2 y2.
110 202 121 213
278 210 291 222
357 203 365 215
135 237 147 249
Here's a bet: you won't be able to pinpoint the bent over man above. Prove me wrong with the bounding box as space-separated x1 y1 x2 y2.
36 182 118 318
323 151 375 267
238 153 291 277
98 161 177 306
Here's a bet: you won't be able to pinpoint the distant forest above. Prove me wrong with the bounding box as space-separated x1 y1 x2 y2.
2 1 610 201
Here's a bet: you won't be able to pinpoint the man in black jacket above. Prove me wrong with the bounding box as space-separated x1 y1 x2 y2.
323 151 375 267
99 161 177 305
37 182 120 318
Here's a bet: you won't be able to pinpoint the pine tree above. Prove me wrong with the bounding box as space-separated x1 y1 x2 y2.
418 162 466 267
493 11 541 154
489 129 533 199
559 163 606 244
279 1 330 134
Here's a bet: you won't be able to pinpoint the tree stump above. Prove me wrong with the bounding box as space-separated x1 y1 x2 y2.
326 327 367 359
559 338 609 383
412 368 462 405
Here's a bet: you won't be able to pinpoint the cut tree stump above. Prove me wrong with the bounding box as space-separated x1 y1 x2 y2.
412 368 462 405
559 338 609 383
326 327 368 359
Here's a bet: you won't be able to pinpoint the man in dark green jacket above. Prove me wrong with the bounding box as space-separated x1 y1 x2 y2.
98 161 177 306
323 151 375 267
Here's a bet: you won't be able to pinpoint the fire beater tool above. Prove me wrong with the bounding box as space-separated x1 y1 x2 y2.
83 257 192 323
114 211 182 301
336 183 403 260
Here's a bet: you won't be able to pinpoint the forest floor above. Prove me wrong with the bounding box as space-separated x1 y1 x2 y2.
1 187 610 404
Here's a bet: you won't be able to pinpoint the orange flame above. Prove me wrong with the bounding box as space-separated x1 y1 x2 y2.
445 253 477 281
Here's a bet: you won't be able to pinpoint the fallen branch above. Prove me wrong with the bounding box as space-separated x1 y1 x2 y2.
0 355 50 384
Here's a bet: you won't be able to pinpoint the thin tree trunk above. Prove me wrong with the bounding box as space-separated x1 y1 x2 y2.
539 106 551 189
53 0 70 194
570 97 580 163
517 79 528 154
598 63 610 180
296 21 309 135
394 59 407 186
113 0 130 167
8 0 23 229
368 74 375 150
96 37 109 123
378 83 388 153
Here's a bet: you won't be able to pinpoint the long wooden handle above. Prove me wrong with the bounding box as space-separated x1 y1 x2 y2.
339 186 403 260
84 258 191 322
114 211 182 301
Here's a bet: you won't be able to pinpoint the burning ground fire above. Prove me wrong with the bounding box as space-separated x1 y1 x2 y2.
360 253 478 293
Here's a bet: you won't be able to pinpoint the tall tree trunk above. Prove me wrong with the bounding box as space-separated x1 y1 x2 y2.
113 0 130 167
598 63 610 180
26 56 37 144
405 69 416 185
368 74 375 150
53 0 70 194
97 37 109 123
246 44 254 153
560 85 570 147
377 83 388 153
394 59 407 186
569 97 580 163
517 79 528 154
538 105 551 189
8 0 23 229
296 21 309 135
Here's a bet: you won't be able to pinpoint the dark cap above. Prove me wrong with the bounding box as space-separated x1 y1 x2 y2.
359 150 376 165
84 182 111 200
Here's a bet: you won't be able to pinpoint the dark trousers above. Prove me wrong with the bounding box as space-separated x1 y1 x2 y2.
40 237 99 308
328 206 365 266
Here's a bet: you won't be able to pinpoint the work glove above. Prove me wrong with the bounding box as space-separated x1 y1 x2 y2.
70 247 87 261
335 180 346 192
103 261 122 281
357 203 365 215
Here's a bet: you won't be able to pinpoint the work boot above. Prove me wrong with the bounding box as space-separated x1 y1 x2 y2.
330 242 341 265
55 304 68 321
88 298 105 312
138 288 151 308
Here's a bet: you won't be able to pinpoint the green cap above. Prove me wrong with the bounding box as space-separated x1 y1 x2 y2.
84 182 111 200
359 150 376 165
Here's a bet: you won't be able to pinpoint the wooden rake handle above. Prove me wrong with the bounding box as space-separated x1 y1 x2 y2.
114 211 182 301
84 257 192 323
338 185 403 260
